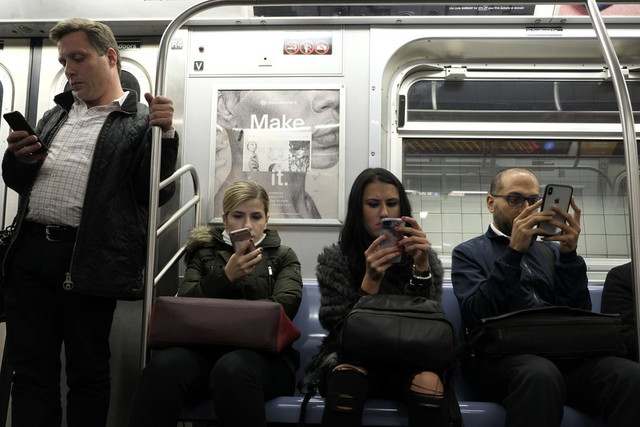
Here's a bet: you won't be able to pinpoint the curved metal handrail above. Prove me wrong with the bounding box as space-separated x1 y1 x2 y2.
145 0 640 366
141 162 201 365
157 165 201 237
153 165 201 286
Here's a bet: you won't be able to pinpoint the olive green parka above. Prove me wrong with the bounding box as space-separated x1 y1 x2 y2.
178 226 303 320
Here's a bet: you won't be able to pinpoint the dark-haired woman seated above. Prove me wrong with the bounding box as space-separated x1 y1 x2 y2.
309 168 460 427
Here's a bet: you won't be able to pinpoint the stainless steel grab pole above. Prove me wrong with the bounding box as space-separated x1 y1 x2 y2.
586 0 640 363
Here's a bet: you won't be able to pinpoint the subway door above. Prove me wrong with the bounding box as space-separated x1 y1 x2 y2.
0 39 32 227
36 37 160 427
0 37 33 425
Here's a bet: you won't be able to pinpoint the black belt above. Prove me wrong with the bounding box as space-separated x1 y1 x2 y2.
23 221 78 243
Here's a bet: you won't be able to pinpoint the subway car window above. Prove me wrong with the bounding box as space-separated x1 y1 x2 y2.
399 77 638 258
406 80 640 122
408 80 557 111
558 81 640 111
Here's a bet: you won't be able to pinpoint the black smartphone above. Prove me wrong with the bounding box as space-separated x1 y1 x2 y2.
230 228 256 254
2 111 47 154
537 184 573 236
380 218 405 263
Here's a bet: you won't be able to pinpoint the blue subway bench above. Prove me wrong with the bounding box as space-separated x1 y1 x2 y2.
179 280 605 426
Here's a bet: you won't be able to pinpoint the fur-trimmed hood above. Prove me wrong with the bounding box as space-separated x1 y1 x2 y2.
184 225 218 255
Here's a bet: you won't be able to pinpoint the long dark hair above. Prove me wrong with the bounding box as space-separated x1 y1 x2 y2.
339 168 413 283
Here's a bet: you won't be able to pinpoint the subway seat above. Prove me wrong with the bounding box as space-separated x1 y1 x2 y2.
180 280 605 426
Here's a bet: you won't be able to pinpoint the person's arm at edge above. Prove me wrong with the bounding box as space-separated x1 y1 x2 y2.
603 263 638 360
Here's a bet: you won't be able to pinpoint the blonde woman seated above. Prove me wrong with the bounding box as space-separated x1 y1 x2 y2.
128 181 302 427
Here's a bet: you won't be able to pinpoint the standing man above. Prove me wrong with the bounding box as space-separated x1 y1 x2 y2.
2 18 178 427
452 168 640 427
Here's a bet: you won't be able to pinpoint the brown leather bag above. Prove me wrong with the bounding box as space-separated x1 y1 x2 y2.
147 296 301 353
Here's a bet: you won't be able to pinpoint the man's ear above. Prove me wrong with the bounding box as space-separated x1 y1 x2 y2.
105 48 118 67
486 194 495 213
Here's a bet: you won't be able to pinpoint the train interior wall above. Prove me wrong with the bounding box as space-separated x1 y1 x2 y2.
1 3 640 426
180 21 640 282
157 17 640 425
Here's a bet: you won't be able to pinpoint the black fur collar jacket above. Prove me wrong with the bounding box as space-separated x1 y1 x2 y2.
312 243 444 365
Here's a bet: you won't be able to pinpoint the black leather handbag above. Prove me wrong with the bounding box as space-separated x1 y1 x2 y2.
340 294 456 369
468 306 626 359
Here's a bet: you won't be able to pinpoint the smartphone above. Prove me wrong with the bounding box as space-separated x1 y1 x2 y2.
229 228 256 254
379 218 405 263
2 111 47 154
537 184 573 236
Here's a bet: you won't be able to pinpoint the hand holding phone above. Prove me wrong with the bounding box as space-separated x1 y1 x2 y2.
379 218 405 263
537 184 573 236
3 111 47 154
229 228 256 254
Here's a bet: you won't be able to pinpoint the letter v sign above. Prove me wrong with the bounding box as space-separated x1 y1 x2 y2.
194 61 204 71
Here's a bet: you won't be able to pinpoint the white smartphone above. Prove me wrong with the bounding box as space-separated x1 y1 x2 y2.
379 218 405 263
229 228 256 254
537 184 573 236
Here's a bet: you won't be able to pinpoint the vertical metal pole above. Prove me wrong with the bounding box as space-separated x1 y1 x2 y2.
585 0 640 362
142 0 234 368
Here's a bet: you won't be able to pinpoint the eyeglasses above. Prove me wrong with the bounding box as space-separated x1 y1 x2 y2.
491 194 542 207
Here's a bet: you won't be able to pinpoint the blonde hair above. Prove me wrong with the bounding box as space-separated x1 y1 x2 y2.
50 18 121 74
222 181 269 217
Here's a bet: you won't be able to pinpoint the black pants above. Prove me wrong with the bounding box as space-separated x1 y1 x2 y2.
465 353 640 427
127 347 295 427
4 228 117 427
